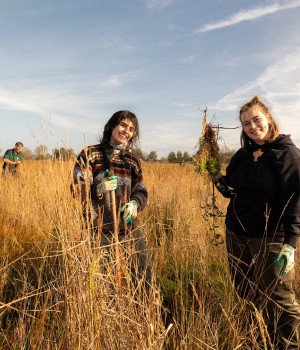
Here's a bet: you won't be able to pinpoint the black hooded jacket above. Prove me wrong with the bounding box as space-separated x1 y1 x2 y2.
216 134 300 248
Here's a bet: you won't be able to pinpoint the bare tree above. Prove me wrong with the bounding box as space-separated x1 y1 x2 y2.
35 144 49 159
22 147 34 160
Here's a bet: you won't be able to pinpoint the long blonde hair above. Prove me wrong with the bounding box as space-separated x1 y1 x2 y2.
239 96 279 151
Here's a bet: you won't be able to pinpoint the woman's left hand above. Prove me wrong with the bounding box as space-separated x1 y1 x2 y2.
121 200 138 223
275 244 295 275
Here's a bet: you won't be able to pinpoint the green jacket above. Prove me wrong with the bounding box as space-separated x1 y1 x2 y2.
2 149 23 174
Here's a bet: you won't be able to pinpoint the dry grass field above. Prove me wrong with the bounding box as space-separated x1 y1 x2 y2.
0 159 299 349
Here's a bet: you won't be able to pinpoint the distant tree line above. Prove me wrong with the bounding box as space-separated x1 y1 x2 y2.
134 146 236 164
13 144 76 161
135 148 194 163
1 144 235 164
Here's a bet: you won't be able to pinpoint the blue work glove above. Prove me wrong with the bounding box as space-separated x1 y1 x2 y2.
96 169 117 196
275 244 295 275
121 200 138 223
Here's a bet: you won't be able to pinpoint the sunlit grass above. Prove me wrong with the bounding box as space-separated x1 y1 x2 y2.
0 159 299 349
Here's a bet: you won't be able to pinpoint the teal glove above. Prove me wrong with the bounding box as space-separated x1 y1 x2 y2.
96 169 117 196
121 200 138 223
275 244 295 275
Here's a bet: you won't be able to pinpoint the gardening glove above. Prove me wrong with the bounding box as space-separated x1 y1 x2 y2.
275 244 295 275
212 174 235 199
121 200 138 223
96 169 117 196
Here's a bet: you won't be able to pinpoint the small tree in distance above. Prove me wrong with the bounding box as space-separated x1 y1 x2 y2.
176 151 183 163
167 151 177 163
53 147 76 160
148 150 158 162
134 147 147 161
35 144 50 159
22 147 34 160
183 151 192 162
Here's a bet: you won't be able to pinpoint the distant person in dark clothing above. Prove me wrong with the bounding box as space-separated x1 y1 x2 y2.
213 96 300 348
2 142 23 175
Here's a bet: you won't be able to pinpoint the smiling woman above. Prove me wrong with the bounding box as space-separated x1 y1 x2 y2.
213 96 300 348
72 110 155 294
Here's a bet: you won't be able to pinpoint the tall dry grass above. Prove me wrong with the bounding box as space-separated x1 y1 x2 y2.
0 160 299 349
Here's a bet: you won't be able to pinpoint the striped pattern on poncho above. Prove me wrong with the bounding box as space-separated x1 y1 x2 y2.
73 144 148 234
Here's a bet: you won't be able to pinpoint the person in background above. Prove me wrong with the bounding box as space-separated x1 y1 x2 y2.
73 110 154 292
213 96 300 348
2 142 23 175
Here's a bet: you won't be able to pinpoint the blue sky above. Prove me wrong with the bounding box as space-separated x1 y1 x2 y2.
1 0 300 157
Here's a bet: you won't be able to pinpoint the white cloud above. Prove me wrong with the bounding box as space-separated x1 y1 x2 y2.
98 71 138 89
146 0 175 10
180 112 199 117
211 47 300 147
142 120 202 156
0 67 140 119
212 47 300 109
101 75 122 87
194 0 300 33
169 102 189 107
167 22 181 31
178 55 195 64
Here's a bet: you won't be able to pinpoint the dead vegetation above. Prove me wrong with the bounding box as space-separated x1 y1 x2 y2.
0 159 299 349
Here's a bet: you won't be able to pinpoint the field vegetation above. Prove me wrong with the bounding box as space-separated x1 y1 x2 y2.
0 159 299 349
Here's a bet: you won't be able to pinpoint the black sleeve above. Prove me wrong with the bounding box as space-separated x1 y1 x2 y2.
213 150 241 198
275 146 300 248
214 176 235 198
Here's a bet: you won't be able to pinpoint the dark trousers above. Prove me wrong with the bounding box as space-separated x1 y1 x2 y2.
226 228 300 349
95 228 155 293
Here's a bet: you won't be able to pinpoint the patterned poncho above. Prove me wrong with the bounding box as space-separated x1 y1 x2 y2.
73 143 148 234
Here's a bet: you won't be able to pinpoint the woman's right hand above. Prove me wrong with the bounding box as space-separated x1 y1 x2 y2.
96 169 117 195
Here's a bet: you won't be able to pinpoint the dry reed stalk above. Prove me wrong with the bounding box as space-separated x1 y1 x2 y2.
109 181 122 291
0 159 298 348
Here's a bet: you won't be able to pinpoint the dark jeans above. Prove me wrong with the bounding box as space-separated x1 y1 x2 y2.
94 228 155 293
226 228 300 349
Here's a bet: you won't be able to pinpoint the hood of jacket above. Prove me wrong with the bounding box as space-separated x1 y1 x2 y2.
251 134 295 151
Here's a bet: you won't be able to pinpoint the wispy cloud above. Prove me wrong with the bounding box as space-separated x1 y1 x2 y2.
97 70 138 89
167 22 181 31
194 0 300 33
212 47 300 110
170 102 189 107
178 55 195 64
143 120 200 155
211 47 300 145
146 0 175 10
101 75 122 87
180 112 199 117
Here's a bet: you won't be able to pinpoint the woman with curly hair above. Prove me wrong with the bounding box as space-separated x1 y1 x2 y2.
73 110 154 292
